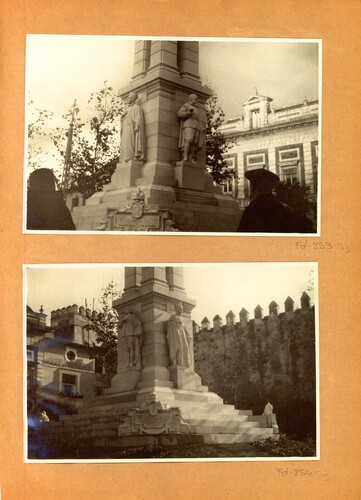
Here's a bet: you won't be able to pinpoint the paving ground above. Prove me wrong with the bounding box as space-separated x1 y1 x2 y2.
110 443 273 459
28 434 316 460
86 440 316 459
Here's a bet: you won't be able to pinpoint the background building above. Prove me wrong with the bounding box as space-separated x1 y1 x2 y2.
219 92 319 207
27 305 104 419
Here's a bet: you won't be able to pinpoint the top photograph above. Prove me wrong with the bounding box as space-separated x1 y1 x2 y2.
25 36 321 234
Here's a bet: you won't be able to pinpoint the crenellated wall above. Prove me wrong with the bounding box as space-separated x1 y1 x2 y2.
50 304 98 345
194 293 316 437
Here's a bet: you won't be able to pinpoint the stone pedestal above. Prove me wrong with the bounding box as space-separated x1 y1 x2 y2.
104 160 142 191
135 161 176 188
108 367 141 392
169 366 203 390
174 161 205 191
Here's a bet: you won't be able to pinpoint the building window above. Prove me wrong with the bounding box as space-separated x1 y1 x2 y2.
61 373 78 395
275 144 305 186
244 151 268 169
222 179 233 195
251 109 260 129
72 196 79 208
243 149 269 200
95 358 104 374
221 154 238 198
279 149 299 161
281 166 299 185
65 349 77 362
27 349 35 362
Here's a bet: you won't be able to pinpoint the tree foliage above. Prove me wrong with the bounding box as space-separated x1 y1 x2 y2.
274 182 316 232
27 100 55 171
274 182 313 215
85 281 120 384
205 90 234 184
52 82 123 199
27 82 123 198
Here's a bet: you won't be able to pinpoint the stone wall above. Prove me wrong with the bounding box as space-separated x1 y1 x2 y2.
194 293 316 438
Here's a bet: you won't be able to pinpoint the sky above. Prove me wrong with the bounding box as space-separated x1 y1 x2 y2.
26 263 317 326
26 36 319 120
26 36 319 171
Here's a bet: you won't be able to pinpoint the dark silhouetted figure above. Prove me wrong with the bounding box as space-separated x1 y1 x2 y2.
27 168 76 230
237 167 312 233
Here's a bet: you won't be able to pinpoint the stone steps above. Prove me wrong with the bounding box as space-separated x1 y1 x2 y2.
169 402 239 415
48 421 270 441
189 422 262 433
201 429 274 444
182 411 249 422
57 407 259 437
44 382 276 448
189 421 260 434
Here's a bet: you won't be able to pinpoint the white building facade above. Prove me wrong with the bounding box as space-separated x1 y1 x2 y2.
219 93 319 207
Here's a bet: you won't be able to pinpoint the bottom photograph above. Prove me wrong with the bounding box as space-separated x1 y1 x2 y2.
25 263 318 462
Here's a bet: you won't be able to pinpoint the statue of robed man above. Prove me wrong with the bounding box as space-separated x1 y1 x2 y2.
120 91 146 162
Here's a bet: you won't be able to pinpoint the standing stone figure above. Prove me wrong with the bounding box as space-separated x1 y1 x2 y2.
167 302 192 367
120 91 146 162
263 401 274 427
177 94 203 162
118 307 143 368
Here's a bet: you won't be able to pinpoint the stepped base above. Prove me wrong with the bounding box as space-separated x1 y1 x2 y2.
71 183 241 232
42 386 279 457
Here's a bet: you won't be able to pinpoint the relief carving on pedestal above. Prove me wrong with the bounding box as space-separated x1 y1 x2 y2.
118 393 190 436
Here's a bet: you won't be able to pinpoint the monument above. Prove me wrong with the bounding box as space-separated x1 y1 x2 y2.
71 41 241 231
43 267 279 455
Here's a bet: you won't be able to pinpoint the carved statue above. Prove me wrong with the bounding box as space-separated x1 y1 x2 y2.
263 401 274 427
177 94 203 162
166 302 192 367
263 401 273 415
118 307 143 368
120 92 146 162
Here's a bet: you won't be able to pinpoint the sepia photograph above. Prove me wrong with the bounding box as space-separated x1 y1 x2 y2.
25 37 320 235
1 0 359 496
25 263 318 462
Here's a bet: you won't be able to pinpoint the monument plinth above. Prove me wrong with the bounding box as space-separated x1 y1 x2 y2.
71 41 241 232
104 160 143 191
43 267 279 455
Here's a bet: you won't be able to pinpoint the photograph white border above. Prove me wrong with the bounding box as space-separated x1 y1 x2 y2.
23 36 322 237
23 261 320 463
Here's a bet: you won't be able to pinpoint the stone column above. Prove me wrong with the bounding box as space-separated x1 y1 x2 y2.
124 267 142 292
178 41 200 81
109 266 197 400
118 40 212 194
132 40 151 80
148 40 179 74
166 266 185 293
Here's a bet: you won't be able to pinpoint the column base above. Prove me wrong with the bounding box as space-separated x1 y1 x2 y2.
169 365 201 390
108 366 141 392
104 160 143 191
174 160 206 191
